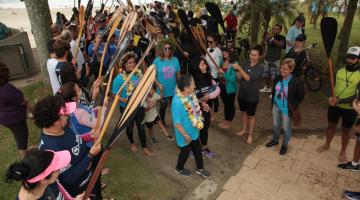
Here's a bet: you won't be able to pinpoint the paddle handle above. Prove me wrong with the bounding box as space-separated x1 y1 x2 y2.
97 94 120 143
83 149 111 200
328 58 335 98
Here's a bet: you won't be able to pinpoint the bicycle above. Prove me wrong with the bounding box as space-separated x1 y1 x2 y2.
301 43 322 92
223 36 250 60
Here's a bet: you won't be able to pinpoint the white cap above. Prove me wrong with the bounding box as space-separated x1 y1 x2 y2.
347 46 360 57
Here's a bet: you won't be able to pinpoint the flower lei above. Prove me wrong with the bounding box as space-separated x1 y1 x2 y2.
120 69 142 96
176 87 204 130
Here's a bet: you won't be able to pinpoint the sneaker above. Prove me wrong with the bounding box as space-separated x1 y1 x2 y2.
265 140 279 148
344 191 360 200
151 137 157 143
175 168 192 177
203 148 215 158
259 86 271 93
195 169 212 179
167 135 175 141
338 162 360 171
279 145 288 155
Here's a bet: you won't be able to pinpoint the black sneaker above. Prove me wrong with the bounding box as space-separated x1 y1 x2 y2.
167 135 175 141
338 162 360 171
195 169 212 179
344 190 360 200
265 140 279 147
151 137 157 143
175 168 191 177
279 145 287 155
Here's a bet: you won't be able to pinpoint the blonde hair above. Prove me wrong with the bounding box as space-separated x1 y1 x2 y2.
281 58 296 70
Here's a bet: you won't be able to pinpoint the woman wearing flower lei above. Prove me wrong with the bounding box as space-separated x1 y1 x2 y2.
112 52 154 156
171 75 211 178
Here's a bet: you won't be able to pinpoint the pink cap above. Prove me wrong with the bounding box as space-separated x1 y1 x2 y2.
26 150 71 183
59 102 76 115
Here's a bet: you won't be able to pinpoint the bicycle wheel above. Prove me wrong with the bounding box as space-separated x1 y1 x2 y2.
305 66 322 92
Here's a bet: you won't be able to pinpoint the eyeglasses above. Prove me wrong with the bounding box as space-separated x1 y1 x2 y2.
163 47 172 51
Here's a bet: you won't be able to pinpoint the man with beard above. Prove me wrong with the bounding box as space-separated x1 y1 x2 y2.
317 47 360 162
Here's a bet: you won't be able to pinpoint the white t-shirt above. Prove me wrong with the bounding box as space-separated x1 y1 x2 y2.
70 40 85 70
205 47 223 79
47 58 59 95
143 93 161 123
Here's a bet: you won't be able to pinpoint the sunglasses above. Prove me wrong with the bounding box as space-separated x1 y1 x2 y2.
163 47 172 51
207 40 214 44
296 39 305 42
347 55 358 59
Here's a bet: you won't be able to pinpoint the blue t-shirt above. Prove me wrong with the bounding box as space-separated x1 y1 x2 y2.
153 57 180 97
273 76 292 115
286 26 303 53
38 127 92 196
171 95 200 147
112 72 141 107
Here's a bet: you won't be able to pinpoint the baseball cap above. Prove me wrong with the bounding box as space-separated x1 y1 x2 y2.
295 34 307 41
295 15 305 22
347 46 360 58
27 150 71 183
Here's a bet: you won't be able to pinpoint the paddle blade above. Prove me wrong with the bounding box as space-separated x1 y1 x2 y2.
205 2 225 31
178 9 190 32
106 65 156 148
320 17 338 57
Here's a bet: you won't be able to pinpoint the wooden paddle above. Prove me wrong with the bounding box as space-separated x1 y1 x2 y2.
96 39 156 143
205 2 226 32
320 17 337 98
82 65 156 200
72 5 85 63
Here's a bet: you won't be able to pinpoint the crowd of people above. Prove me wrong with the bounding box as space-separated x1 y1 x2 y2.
0 1 360 199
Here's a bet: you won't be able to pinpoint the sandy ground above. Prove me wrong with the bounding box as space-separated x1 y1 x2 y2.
0 8 76 47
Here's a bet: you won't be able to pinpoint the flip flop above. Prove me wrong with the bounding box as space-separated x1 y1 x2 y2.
101 183 107 190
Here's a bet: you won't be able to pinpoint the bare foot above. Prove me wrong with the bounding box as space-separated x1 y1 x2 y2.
130 143 138 152
338 152 347 162
247 134 253 144
316 145 329 153
143 148 155 157
221 121 230 129
101 168 110 176
218 121 225 127
236 130 246 136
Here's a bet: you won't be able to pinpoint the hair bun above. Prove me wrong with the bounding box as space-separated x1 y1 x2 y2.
6 163 30 182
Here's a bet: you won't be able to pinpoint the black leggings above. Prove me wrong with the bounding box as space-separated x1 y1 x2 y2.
210 78 219 112
4 121 28 150
199 109 210 146
120 107 147 148
159 96 173 125
219 83 236 121
176 139 204 170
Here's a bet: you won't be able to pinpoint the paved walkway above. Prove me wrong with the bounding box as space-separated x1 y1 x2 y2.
217 134 360 200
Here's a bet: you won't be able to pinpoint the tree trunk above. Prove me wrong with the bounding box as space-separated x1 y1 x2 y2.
250 0 260 46
336 0 359 67
24 0 52 79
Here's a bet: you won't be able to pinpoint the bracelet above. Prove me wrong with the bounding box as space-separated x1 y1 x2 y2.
88 152 95 159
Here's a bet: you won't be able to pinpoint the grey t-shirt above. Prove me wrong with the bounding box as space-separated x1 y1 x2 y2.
238 61 264 102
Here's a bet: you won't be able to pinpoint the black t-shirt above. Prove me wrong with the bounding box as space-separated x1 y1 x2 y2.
238 61 264 102
265 34 286 62
285 48 306 77
15 183 64 200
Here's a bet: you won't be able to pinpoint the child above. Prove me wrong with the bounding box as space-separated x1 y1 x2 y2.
143 85 175 143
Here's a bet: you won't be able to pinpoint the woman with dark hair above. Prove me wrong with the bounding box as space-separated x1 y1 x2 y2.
0 62 29 158
193 57 220 158
6 149 85 200
205 33 222 121
59 63 101 108
33 95 103 198
57 81 107 147
172 75 211 178
152 38 181 126
234 45 264 144
112 52 154 156
218 48 238 129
